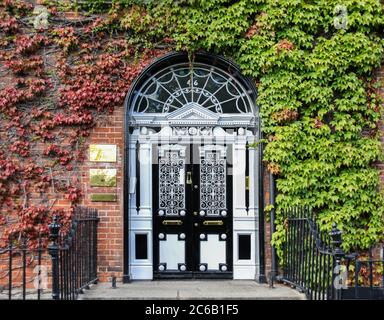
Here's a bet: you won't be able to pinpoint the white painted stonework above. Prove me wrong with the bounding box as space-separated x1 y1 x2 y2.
127 62 260 280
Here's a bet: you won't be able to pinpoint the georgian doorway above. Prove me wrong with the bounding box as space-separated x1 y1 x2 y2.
124 52 263 280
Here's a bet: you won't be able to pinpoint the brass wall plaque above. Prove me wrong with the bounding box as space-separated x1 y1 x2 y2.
89 144 117 162
90 169 117 187
91 193 117 202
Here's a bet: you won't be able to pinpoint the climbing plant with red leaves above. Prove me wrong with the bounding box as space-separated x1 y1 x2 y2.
0 0 167 245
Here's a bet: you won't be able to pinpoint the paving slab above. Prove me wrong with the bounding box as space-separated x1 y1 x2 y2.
0 289 52 300
78 280 306 300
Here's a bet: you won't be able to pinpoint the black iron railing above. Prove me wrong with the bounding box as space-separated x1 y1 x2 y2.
0 236 48 300
342 255 384 300
50 206 99 300
279 207 336 300
279 206 384 300
0 206 99 300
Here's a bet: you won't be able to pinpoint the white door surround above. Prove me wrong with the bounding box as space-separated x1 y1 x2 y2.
128 125 260 280
123 51 264 282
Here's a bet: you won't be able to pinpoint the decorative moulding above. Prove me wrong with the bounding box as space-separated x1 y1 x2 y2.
166 103 220 121
129 102 257 128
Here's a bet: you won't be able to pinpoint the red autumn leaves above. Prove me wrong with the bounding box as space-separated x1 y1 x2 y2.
0 1 166 243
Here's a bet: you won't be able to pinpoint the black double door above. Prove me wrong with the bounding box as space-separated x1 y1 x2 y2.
153 143 232 279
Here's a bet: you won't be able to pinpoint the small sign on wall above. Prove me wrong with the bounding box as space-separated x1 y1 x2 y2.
89 144 117 162
91 193 117 202
90 169 117 187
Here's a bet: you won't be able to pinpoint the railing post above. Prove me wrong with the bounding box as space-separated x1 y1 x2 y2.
48 215 61 300
8 236 12 300
330 223 345 300
269 172 277 288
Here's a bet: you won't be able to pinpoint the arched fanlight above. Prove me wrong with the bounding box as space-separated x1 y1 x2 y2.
131 62 253 115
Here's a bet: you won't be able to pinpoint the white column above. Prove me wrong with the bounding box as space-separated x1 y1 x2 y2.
248 135 258 217
233 129 258 279
128 130 138 215
130 128 153 280
232 134 247 217
138 142 152 216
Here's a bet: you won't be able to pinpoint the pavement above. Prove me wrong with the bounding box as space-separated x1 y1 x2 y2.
0 289 52 300
78 280 306 300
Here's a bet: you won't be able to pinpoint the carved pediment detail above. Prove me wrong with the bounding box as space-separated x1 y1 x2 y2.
167 103 220 121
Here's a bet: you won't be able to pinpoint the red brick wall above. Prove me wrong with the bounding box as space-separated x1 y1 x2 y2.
76 108 125 282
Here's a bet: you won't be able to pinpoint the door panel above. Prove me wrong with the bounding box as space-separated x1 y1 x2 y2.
153 143 232 279
200 234 226 271
195 145 231 274
159 234 186 271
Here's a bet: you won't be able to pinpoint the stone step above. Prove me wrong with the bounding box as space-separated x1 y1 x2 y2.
78 280 306 300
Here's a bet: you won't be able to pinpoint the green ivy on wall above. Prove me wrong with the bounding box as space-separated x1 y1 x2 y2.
48 0 384 255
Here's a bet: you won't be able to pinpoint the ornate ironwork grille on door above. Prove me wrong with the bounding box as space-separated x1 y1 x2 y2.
200 146 227 216
125 52 260 281
158 146 186 216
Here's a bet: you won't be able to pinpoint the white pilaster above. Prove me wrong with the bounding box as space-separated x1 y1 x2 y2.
247 132 260 278
130 128 153 279
138 141 152 217
233 129 258 279
128 130 139 214
232 132 247 217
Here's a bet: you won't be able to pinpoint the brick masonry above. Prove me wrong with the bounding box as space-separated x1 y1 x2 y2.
77 108 125 282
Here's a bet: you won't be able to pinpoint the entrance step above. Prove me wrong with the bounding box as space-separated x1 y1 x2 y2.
78 280 306 300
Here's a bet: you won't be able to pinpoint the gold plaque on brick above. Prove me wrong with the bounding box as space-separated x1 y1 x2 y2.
89 144 117 162
90 169 117 187
91 193 117 202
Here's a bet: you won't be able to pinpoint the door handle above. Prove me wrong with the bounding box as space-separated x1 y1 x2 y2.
162 220 183 226
203 220 224 226
186 171 192 184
